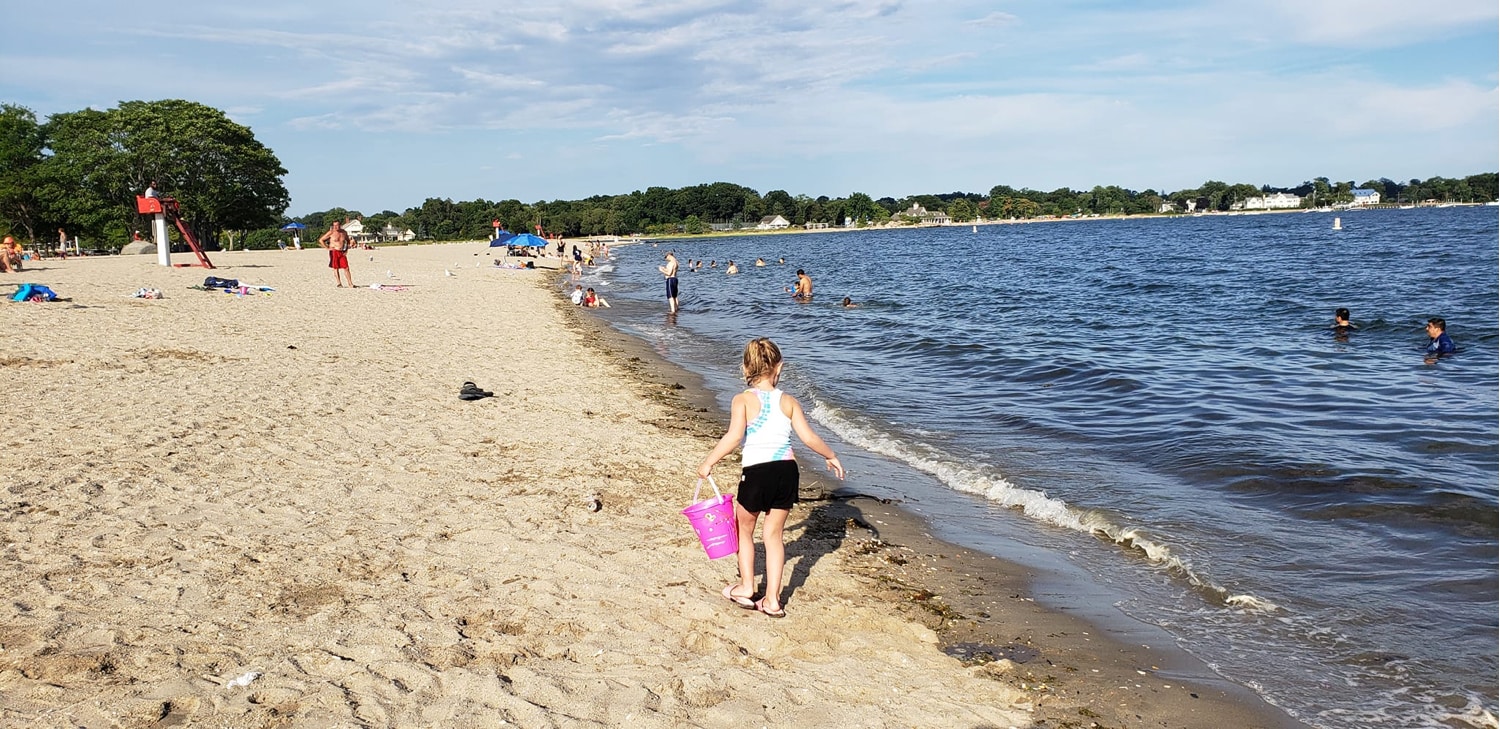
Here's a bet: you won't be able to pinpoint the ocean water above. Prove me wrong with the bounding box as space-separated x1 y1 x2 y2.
576 206 1498 729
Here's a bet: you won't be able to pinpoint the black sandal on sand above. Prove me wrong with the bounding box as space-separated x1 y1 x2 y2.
723 585 756 609
755 598 786 618
459 381 494 401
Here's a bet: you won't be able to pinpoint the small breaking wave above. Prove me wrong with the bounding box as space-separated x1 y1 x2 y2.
811 400 1279 614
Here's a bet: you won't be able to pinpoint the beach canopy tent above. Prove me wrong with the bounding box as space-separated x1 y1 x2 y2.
488 231 517 246
280 222 307 231
508 233 549 247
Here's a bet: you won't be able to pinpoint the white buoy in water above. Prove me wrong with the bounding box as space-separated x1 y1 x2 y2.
1333 217 1343 231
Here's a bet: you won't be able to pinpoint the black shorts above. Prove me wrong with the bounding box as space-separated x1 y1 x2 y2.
665 276 679 299
738 460 799 513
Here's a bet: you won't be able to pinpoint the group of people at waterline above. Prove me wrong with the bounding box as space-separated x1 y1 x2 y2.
659 251 829 313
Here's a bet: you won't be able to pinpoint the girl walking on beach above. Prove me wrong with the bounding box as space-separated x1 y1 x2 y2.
698 338 844 617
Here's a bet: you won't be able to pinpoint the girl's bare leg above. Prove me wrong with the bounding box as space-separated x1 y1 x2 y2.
759 508 791 610
731 503 759 599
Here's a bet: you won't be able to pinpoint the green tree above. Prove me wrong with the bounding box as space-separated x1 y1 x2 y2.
36 100 287 247
0 104 45 242
948 198 976 222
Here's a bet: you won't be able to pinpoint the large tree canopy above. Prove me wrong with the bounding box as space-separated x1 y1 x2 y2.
0 104 46 241
7 99 288 246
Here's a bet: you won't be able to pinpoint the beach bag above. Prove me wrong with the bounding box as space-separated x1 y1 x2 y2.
681 477 738 559
203 276 240 289
12 283 57 302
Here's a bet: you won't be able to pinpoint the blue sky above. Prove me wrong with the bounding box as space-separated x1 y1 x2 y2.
3 1 1496 215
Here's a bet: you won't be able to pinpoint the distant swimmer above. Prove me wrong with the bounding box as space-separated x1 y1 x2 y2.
841 296 856 308
1424 317 1454 363
778 257 785 265
726 260 739 275
1333 307 1358 338
755 258 766 267
792 269 813 299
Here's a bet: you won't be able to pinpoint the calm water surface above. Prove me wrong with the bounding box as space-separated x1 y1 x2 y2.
581 207 1498 729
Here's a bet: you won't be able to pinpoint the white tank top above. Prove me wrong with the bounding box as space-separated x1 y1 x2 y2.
741 388 794 466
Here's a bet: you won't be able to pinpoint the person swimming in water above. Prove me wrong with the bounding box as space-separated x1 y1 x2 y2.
1332 307 1357 340
1424 317 1454 364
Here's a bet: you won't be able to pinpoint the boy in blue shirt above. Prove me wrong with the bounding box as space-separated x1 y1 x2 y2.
1424 317 1454 363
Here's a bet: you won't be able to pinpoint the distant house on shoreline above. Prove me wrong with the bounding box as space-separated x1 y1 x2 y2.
343 218 371 243
1351 188 1381 206
896 203 950 225
381 223 417 242
1243 192 1303 210
757 215 791 230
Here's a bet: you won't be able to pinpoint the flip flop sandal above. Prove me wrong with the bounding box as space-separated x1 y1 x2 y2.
755 598 786 618
459 382 494 401
722 585 756 609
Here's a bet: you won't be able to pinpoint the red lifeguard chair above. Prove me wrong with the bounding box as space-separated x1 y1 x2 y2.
137 195 214 269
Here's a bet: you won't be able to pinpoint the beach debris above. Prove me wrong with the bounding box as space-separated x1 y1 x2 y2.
131 287 164 299
225 671 260 688
445 269 454 277
587 493 603 512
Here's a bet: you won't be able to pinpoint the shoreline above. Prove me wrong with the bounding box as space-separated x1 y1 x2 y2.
0 244 1300 727
557 284 1307 728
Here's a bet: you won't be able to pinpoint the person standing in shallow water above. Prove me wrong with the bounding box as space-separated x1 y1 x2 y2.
698 338 844 618
658 252 679 313
319 220 354 288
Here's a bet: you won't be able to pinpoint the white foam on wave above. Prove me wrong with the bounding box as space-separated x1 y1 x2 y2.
811 400 1280 614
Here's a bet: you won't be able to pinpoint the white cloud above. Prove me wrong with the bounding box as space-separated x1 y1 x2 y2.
967 11 1019 28
1 0 1492 211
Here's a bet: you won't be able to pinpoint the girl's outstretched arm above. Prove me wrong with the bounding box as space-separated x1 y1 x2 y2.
698 393 749 479
785 395 845 480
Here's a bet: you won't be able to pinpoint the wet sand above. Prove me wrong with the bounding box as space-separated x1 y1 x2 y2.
0 243 1302 727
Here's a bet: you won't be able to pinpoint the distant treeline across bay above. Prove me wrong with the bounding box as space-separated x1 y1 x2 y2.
1 99 1494 250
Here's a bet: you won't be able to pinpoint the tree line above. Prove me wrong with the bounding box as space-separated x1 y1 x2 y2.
0 100 287 249
1 100 1494 250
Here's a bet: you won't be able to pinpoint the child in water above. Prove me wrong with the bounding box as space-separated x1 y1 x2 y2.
698 338 844 618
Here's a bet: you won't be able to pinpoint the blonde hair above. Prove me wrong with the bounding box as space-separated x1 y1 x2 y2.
741 337 783 385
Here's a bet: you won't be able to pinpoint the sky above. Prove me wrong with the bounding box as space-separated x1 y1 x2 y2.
2 1 1496 215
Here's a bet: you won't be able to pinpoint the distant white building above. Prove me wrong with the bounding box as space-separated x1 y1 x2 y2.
757 215 791 230
343 218 373 243
1159 201 1177 213
1351 188 1381 206
1243 192 1303 210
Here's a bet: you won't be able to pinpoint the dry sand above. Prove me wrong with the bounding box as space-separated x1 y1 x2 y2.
1 243 1300 728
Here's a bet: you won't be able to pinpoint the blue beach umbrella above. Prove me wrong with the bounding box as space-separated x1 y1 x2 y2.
280 222 306 231
508 233 549 247
489 231 518 246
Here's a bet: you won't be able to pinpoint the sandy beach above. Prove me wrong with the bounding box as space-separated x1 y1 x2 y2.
1 243 1302 728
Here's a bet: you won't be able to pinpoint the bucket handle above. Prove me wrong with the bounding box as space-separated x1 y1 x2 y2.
691 476 723 505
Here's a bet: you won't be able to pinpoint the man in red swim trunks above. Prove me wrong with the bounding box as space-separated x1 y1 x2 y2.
318 220 354 288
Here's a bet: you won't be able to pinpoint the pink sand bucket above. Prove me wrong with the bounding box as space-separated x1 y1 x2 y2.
682 477 738 560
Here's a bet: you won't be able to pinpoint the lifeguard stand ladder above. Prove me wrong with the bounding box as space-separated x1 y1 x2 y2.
136 196 215 269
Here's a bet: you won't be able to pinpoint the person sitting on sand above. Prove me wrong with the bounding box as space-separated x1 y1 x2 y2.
1 236 21 273
583 287 610 308
570 285 585 305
